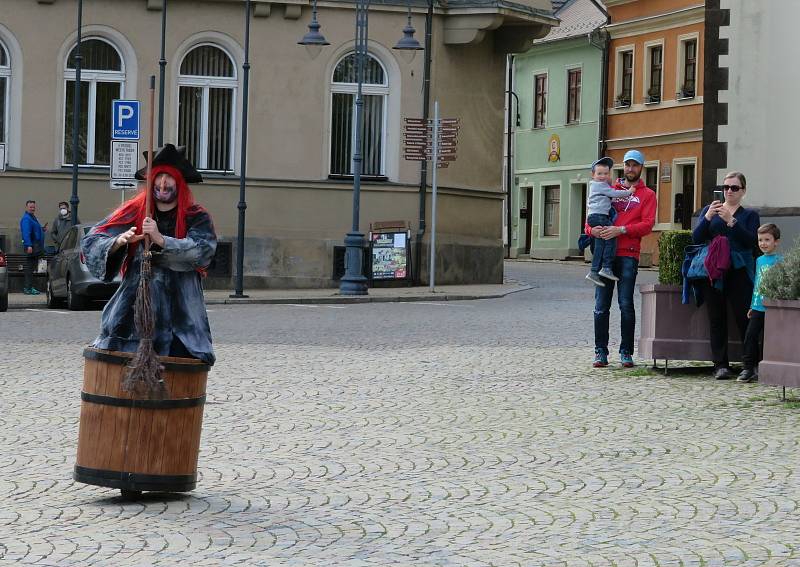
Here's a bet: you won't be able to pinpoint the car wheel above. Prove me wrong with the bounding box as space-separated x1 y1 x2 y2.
46 279 64 309
66 275 88 311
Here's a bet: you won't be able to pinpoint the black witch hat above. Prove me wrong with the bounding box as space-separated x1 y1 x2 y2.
134 144 203 183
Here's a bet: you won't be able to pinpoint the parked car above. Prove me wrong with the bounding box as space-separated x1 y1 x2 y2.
0 247 8 312
46 224 121 310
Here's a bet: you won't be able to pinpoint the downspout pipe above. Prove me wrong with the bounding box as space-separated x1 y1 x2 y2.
505 54 514 258
588 0 611 158
415 0 434 285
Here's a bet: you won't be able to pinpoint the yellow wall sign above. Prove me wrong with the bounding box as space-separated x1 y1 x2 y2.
548 134 561 162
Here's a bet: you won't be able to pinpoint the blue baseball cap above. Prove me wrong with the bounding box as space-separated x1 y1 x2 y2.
591 157 614 171
623 149 645 164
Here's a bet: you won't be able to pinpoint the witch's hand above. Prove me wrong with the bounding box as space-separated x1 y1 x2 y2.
142 217 165 248
111 227 144 253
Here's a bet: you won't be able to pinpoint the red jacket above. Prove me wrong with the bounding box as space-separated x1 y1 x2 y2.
585 178 656 260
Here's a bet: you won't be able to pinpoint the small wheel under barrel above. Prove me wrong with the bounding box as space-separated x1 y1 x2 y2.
74 348 210 495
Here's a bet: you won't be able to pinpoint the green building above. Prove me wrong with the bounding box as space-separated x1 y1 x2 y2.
511 0 607 259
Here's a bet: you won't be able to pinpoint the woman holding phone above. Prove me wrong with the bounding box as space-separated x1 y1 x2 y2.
692 171 760 380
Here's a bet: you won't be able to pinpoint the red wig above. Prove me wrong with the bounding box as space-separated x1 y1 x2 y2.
95 164 202 275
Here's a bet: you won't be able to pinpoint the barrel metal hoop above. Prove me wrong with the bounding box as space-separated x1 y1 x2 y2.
74 466 197 492
81 391 206 409
83 347 211 373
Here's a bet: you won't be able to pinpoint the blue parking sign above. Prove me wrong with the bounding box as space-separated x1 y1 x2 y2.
112 100 140 140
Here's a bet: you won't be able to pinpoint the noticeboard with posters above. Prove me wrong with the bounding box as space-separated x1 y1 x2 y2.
370 230 411 281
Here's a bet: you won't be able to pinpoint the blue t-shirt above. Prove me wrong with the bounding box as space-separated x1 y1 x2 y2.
751 253 784 311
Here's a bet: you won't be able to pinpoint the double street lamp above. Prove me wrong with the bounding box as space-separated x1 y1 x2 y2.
299 0 422 295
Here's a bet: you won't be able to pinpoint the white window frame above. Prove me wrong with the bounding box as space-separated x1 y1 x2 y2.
0 40 9 153
532 70 548 129
540 181 562 238
614 45 635 108
565 65 582 125
676 33 699 100
329 51 389 178
668 157 698 230
643 40 664 105
177 43 238 173
643 159 660 224
62 37 126 168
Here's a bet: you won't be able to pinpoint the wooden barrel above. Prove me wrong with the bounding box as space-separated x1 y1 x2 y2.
74 347 209 494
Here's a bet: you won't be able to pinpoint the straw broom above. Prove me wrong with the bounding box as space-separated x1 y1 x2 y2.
123 76 166 399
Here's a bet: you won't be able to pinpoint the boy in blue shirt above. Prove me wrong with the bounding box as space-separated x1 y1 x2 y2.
738 223 783 382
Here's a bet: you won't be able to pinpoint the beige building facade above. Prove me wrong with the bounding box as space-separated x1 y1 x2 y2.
0 0 555 288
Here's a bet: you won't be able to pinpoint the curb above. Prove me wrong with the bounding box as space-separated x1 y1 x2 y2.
5 285 533 310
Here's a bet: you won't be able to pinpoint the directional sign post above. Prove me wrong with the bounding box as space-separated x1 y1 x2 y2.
110 100 141 191
0 143 6 173
402 103 460 292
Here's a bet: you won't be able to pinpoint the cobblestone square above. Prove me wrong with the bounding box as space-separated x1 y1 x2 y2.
1 262 798 566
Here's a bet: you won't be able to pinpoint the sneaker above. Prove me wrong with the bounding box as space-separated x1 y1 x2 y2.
593 349 609 368
736 368 758 383
598 268 619 281
620 353 635 368
22 288 31 295
713 367 733 380
28 288 41 296
586 272 606 287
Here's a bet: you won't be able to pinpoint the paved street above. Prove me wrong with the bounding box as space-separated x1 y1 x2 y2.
1 261 798 566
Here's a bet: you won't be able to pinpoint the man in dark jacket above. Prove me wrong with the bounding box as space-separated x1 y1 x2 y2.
49 201 74 249
19 200 48 295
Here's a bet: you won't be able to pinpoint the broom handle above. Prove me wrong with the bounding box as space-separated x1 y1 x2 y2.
144 75 156 252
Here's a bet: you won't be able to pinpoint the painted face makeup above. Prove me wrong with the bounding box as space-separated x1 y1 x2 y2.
153 174 178 204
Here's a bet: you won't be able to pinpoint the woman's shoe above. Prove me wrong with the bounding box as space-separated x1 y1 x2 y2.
736 369 758 383
714 367 733 380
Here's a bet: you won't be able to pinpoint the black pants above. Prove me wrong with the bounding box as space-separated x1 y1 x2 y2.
24 253 38 290
700 268 752 369
742 310 765 371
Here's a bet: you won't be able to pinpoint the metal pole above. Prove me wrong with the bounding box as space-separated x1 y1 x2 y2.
415 0 433 285
429 100 439 292
339 0 369 295
69 0 83 227
505 54 513 257
231 0 251 298
157 0 167 147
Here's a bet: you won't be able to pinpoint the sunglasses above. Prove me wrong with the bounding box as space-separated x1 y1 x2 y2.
723 184 742 192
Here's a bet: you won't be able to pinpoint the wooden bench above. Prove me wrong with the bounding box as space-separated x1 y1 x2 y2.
5 253 53 292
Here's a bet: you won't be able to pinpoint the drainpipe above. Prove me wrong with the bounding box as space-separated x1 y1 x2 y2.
588 0 611 158
415 0 434 285
505 54 514 258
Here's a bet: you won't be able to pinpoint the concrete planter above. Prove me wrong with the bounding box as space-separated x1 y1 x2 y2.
759 299 800 388
638 283 742 363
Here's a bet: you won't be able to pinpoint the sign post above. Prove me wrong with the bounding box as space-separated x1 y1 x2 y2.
0 143 6 173
110 100 141 194
402 103 459 292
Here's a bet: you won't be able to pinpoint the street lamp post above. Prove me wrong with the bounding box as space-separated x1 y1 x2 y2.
69 0 83 227
299 0 421 295
231 0 252 298
157 0 168 147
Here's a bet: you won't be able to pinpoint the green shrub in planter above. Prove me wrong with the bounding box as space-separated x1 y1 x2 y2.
658 230 693 285
760 237 800 300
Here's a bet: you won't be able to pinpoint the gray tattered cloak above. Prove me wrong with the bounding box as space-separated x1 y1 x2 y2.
81 207 217 365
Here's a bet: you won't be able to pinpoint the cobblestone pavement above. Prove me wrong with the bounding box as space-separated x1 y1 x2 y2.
1 261 798 566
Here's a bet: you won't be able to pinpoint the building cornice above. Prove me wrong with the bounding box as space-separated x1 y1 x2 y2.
606 5 705 39
605 128 702 149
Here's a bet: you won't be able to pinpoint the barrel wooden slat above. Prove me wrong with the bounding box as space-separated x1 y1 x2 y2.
75 348 209 493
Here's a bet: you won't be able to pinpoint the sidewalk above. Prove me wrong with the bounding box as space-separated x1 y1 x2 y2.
6 281 532 310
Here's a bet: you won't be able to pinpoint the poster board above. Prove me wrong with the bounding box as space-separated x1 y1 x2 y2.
370 230 410 281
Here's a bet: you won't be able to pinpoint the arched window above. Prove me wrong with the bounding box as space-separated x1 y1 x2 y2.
63 38 125 166
330 52 388 177
0 40 10 156
178 45 236 172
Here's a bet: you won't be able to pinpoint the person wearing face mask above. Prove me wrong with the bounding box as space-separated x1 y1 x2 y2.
49 201 74 249
692 171 760 380
81 144 217 364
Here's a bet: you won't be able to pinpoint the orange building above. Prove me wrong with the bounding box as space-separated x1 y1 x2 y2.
603 0 705 262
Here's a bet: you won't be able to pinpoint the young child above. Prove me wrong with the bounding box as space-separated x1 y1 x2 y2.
738 223 783 382
585 157 634 286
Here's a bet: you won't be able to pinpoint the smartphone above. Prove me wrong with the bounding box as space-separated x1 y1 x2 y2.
712 187 725 203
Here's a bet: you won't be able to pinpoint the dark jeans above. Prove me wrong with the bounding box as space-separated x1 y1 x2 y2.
742 310 765 371
587 213 616 272
699 268 752 369
24 253 38 290
594 256 639 355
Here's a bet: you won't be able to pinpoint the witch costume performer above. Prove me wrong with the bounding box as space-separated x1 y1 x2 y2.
82 144 217 365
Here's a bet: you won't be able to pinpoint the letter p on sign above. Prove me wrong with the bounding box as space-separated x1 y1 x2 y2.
112 100 140 140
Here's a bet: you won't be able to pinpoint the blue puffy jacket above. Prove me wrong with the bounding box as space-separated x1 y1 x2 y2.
20 212 45 250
